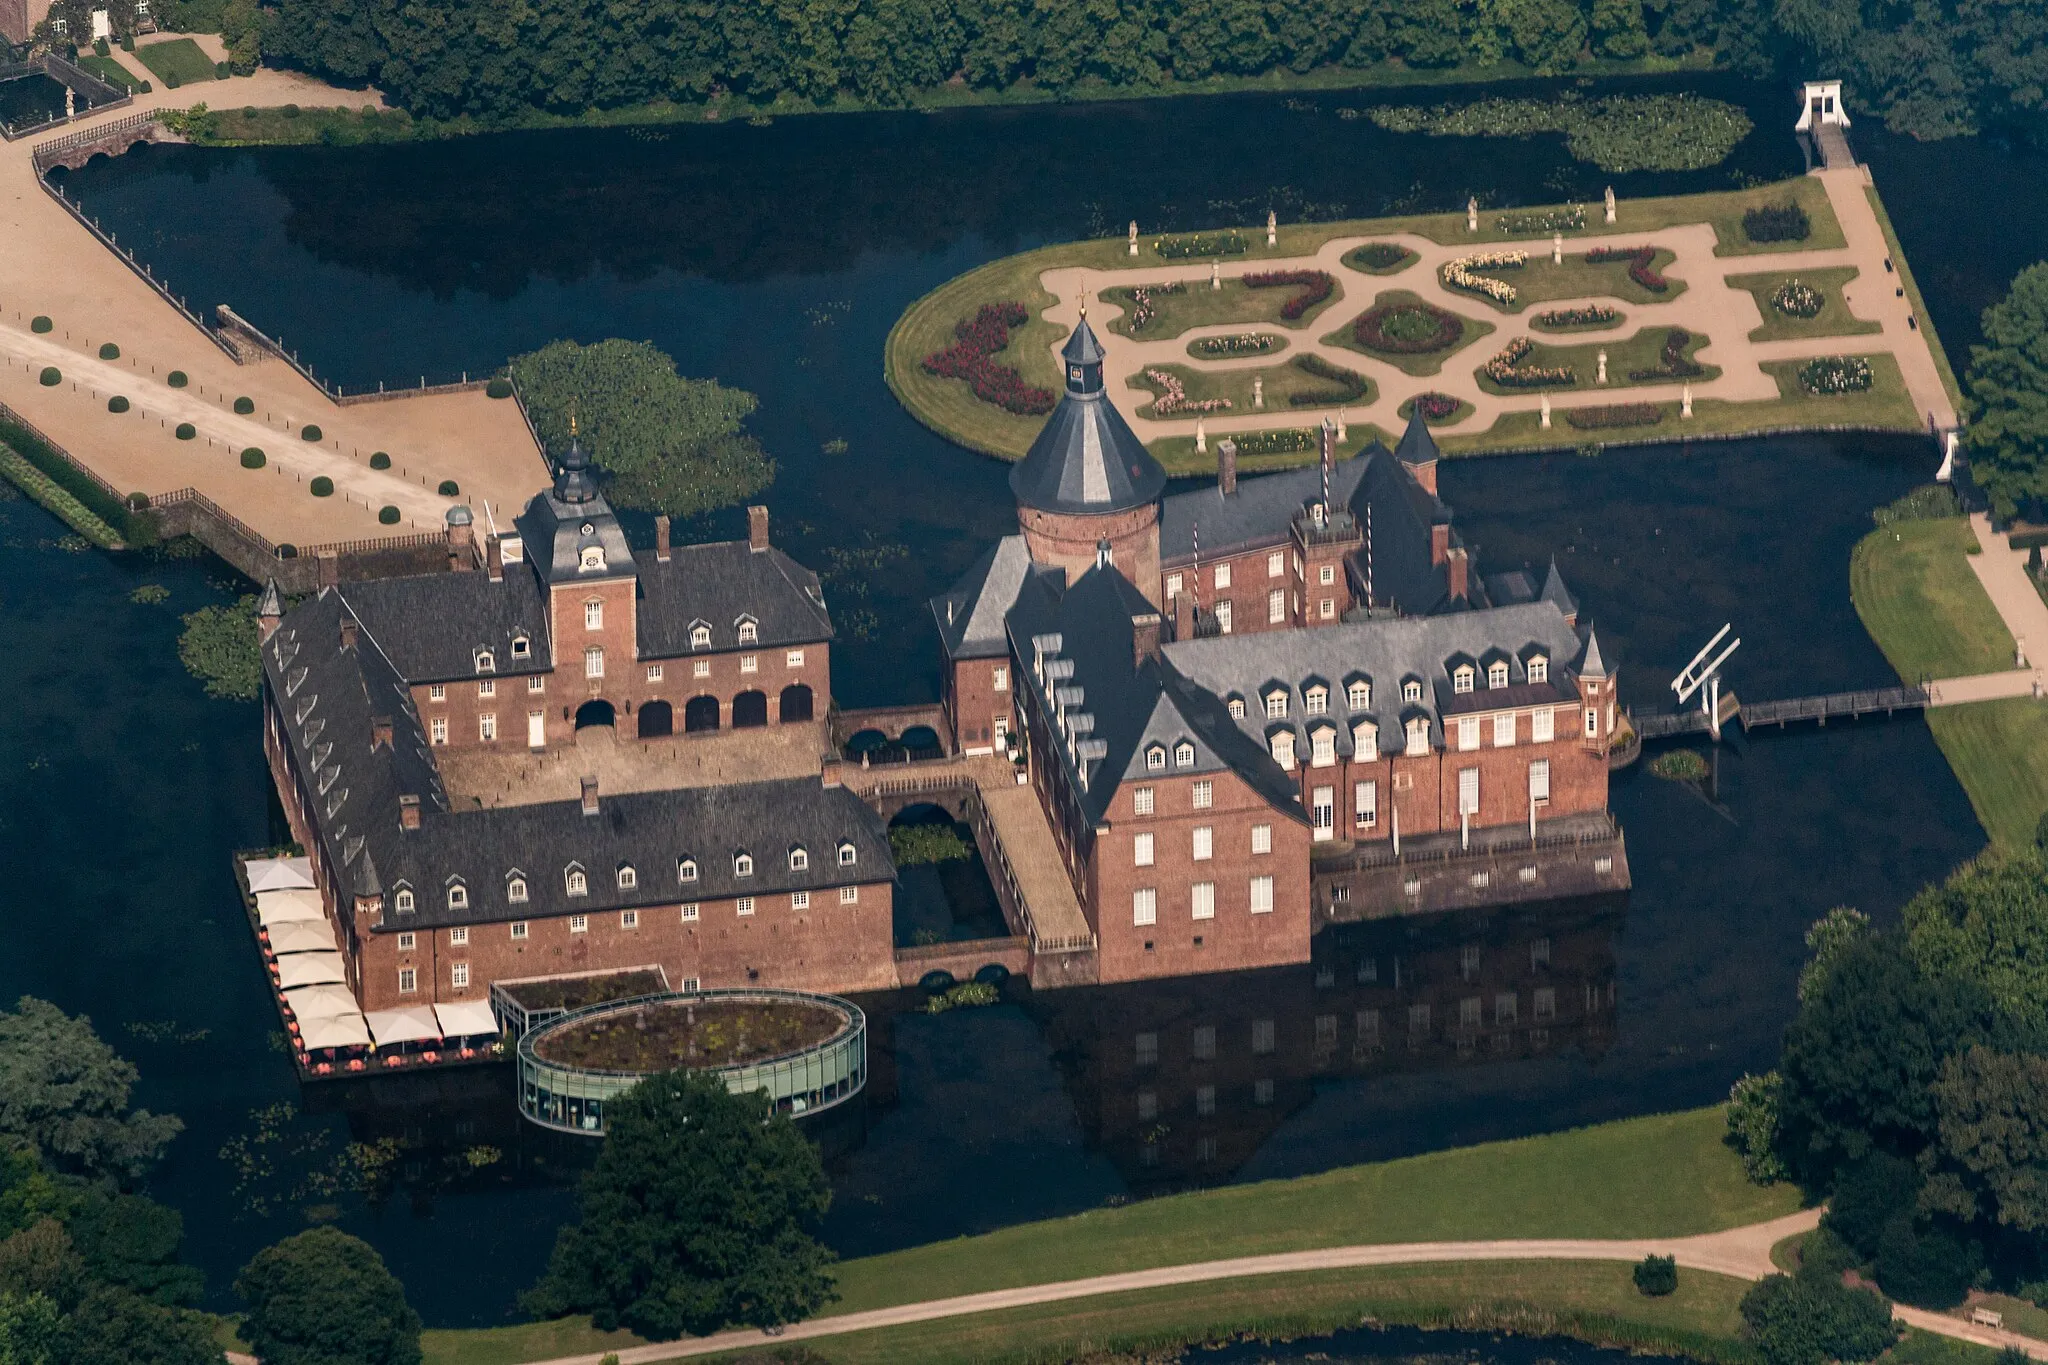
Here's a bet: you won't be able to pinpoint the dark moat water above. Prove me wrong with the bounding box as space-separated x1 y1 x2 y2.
13 72 2037 1324
1182 1322 1695 1365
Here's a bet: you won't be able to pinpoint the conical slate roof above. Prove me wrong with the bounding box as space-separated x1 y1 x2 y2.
1540 557 1576 618
1395 408 1441 467
1010 316 1166 517
1578 627 1609 679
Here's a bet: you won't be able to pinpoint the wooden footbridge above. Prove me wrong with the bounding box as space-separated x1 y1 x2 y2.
1632 683 1931 740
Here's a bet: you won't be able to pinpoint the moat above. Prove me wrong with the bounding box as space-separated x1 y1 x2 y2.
4 71 2041 1324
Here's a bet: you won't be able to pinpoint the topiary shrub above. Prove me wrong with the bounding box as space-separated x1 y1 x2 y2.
233 396 254 414
282 104 301 118
1743 202 1811 244
167 370 188 388
164 72 180 89
310 476 334 497
214 61 230 78
39 367 60 386
243 106 257 118
301 424 323 441
108 396 130 413
241 448 265 469
438 480 459 496
378 505 400 524
30 316 52 334
486 377 514 399
175 423 196 440
98 342 120 360
1634 1254 1677 1297
369 451 391 470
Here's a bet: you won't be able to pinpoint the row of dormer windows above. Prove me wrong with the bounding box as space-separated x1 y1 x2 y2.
1144 739 1198 771
1451 654 1548 694
388 841 860 913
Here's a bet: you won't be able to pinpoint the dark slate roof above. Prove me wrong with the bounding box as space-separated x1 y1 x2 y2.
633 542 833 657
511 478 637 589
1161 452 1376 561
342 570 553 683
378 778 892 931
931 536 1037 661
1395 408 1441 467
1541 557 1577 619
1010 321 1166 516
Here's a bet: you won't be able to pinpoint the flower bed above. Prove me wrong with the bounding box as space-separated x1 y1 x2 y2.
1565 403 1664 430
1193 332 1278 357
1410 392 1461 421
1354 301 1463 353
1243 270 1334 321
1154 231 1248 260
1799 355 1874 395
1771 280 1824 318
921 301 1055 416
1228 429 1318 457
1497 207 1585 235
1627 328 1705 382
1743 202 1810 244
1442 251 1528 306
1536 305 1620 330
1144 368 1232 417
1288 355 1367 406
1483 338 1575 388
1585 246 1669 293
1120 282 1185 333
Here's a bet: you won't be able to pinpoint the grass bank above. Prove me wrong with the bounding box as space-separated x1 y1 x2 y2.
1926 701 2048 852
1727 266 1883 344
0 446 124 547
1849 518 2013 681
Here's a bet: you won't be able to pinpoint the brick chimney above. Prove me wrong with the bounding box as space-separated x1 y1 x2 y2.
1217 439 1237 497
748 505 770 553
1172 589 1194 641
580 775 599 816
655 514 672 564
1430 521 1450 567
1447 546 1469 602
317 551 340 590
486 534 504 582
1132 611 1162 667
398 793 420 830
446 506 476 572
821 756 843 789
339 615 358 649
371 715 394 750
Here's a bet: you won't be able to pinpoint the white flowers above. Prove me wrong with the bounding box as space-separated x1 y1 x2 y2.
1442 251 1528 305
1146 368 1232 416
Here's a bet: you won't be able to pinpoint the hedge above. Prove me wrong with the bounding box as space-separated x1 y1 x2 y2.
0 414 142 541
175 423 196 440
39 368 59 386
98 342 120 360
438 479 459 495
310 476 334 497
167 371 188 388
241 448 265 469
378 505 400 524
30 316 51 334
0 446 123 548
108 396 129 413
369 451 391 469
301 424 323 441
486 378 514 399
233 396 254 414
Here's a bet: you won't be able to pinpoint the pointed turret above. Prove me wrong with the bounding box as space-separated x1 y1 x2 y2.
553 432 601 505
1010 314 1166 517
1540 556 1577 626
1578 627 1608 680
1394 407 1440 495
257 578 284 642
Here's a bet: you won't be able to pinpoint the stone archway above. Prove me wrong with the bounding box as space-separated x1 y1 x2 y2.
637 699 673 738
684 695 721 733
779 683 814 723
732 690 769 728
574 699 615 730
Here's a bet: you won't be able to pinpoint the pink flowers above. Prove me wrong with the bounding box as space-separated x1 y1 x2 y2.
922 303 1056 416
1586 246 1669 293
1243 271 1334 320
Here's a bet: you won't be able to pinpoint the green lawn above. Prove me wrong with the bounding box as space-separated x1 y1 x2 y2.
422 1315 646 1365
1322 289 1494 377
1474 326 1718 397
74 52 144 92
1126 357 1373 418
1150 423 1395 476
1850 518 2013 682
1441 249 1685 314
1103 276 1344 341
1865 186 1966 412
134 37 216 86
1344 242 1420 275
1927 700 2048 852
1887 1329 2009 1365
1727 266 1884 344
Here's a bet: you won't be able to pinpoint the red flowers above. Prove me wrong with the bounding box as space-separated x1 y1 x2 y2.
1585 246 1669 293
1412 392 1460 420
922 302 1056 416
1243 271 1334 320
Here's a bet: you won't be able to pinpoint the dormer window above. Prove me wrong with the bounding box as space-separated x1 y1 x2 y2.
1146 745 1166 771
1270 731 1296 770
1488 661 1509 689
394 887 415 914
789 846 809 871
1174 741 1195 768
1353 719 1378 754
737 618 758 646
475 649 496 674
1310 727 1336 767
1304 686 1329 715
584 599 603 630
1348 680 1371 710
1453 665 1475 694
446 882 469 910
580 546 606 573
565 864 588 897
734 852 754 878
617 864 637 890
1528 655 1548 684
678 858 698 883
837 840 857 867
1228 697 1246 719
507 874 528 904
511 634 531 660
690 622 712 650
1405 716 1431 756
1403 679 1423 704
1264 690 1289 719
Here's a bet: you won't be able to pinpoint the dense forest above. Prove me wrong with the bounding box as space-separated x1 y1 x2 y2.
223 0 2047 144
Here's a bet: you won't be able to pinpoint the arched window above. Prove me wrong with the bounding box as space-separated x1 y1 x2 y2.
394 888 415 913
584 646 604 679
837 840 857 867
617 864 637 890
1348 680 1371 710
507 875 528 904
1353 720 1378 754
678 857 698 883
1310 727 1336 767
565 865 588 897
474 649 496 673
584 599 604 629
690 623 712 649
1146 745 1166 771
1227 695 1246 719
1174 741 1195 767
1270 731 1296 769
446 883 468 910
737 618 758 645
789 847 809 871
1488 661 1509 689
734 852 754 878
1405 716 1430 755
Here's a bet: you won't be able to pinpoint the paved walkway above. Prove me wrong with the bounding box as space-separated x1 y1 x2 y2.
1919 514 2048 706
1042 164 1954 447
0 74 548 543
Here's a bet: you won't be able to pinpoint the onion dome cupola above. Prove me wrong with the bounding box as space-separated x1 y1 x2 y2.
513 426 637 587
1009 315 1167 516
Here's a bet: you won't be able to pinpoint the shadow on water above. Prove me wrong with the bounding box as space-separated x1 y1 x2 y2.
1 74 2012 1323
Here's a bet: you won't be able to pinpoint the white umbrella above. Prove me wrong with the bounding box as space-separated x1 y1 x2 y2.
246 858 315 893
256 889 325 926
366 1007 442 1047
284 984 359 1022
300 1014 370 1050
266 920 337 955
434 1000 501 1040
275 952 347 989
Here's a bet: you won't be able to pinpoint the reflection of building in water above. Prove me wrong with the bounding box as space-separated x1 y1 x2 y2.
1027 895 1621 1191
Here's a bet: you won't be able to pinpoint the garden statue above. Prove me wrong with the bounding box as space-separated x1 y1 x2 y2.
1129 221 1139 256
1195 417 1206 453
65 87 75 119
1253 377 1264 408
1211 261 1221 291
1681 383 1693 418
1604 186 1617 224
1267 210 1277 246
1467 197 1478 232
1336 407 1347 441
1597 351 1608 385
1552 232 1562 264
1540 394 1552 429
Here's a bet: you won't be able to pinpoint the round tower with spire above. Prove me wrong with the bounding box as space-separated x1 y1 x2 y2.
1009 313 1168 604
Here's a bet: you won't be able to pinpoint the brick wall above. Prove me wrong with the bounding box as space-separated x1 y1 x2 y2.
945 655 1015 755
1018 503 1160 607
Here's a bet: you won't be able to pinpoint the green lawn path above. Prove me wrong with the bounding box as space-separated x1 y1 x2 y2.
134 37 216 85
1927 701 2048 852
1850 518 2014 681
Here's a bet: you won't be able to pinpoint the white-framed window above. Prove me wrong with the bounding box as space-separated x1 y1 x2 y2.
646 664 664 682
1405 716 1430 756
451 926 469 945
1191 882 1216 920
447 883 468 910
394 888 415 913
993 716 1008 744
1489 660 1509 689
1453 665 1475 694
1146 745 1166 771
528 675 545 692
510 921 528 940
584 646 604 679
992 665 1008 692
1166 572 1183 598
429 684 446 702
1311 728 1336 767
737 897 755 916
1311 785 1335 839
1192 826 1213 861
451 962 470 989
1528 655 1548 684
1355 779 1378 828
1402 679 1422 703
787 649 806 668
1348 680 1371 710
1133 888 1157 926
1319 563 1335 585
1494 713 1515 746
1268 589 1286 623
397 931 416 951
1133 787 1155 816
479 713 497 741
792 890 810 910
681 976 701 993
681 903 700 921
735 852 754 877
398 967 417 994
837 841 857 867
1214 563 1231 589
1251 823 1272 854
1529 758 1552 803
1214 600 1232 634
584 599 603 629
569 914 588 933
694 659 710 678
1250 875 1274 914
1585 708 1599 737
740 654 759 674
617 865 637 889
1535 986 1557 1021
580 546 605 572
1264 690 1288 719
1353 719 1378 755
678 857 698 883
1457 716 1481 751
1320 598 1335 618
1134 832 1155 867
1270 731 1296 769
1533 707 1556 743
1305 686 1331 717
478 678 495 697
1175 740 1195 767
840 886 859 904
566 867 588 897
621 909 638 929
1268 550 1284 577
430 716 448 745
512 634 531 660
1458 767 1480 816
738 620 758 645
691 624 712 649
789 847 809 871
1192 780 1213 809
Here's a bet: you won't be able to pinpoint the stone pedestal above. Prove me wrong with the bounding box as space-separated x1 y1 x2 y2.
1604 186 1616 225
1597 352 1608 385
1195 418 1207 453
1210 261 1221 290
1552 232 1563 264
1266 209 1277 246
1129 221 1138 257
1253 377 1263 409
1540 395 1551 429
1681 383 1693 418
1467 197 1478 232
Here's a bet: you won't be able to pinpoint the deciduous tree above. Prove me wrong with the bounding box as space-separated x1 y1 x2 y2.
1967 264 2048 526
0 1000 181 1183
235 1228 421 1365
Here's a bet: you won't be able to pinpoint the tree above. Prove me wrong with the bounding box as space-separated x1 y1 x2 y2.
235 1228 421 1365
1903 850 2048 1033
1590 0 1649 56
525 1070 835 1340
1739 1273 1899 1365
62 1287 222 1365
507 340 775 520
1799 906 1869 1002
0 1292 59 1365
1965 263 2048 523
1925 1045 2048 1233
0 1223 85 1313
64 1191 202 1306
0 1000 181 1183
1634 1253 1677 1296
1727 1071 1790 1184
